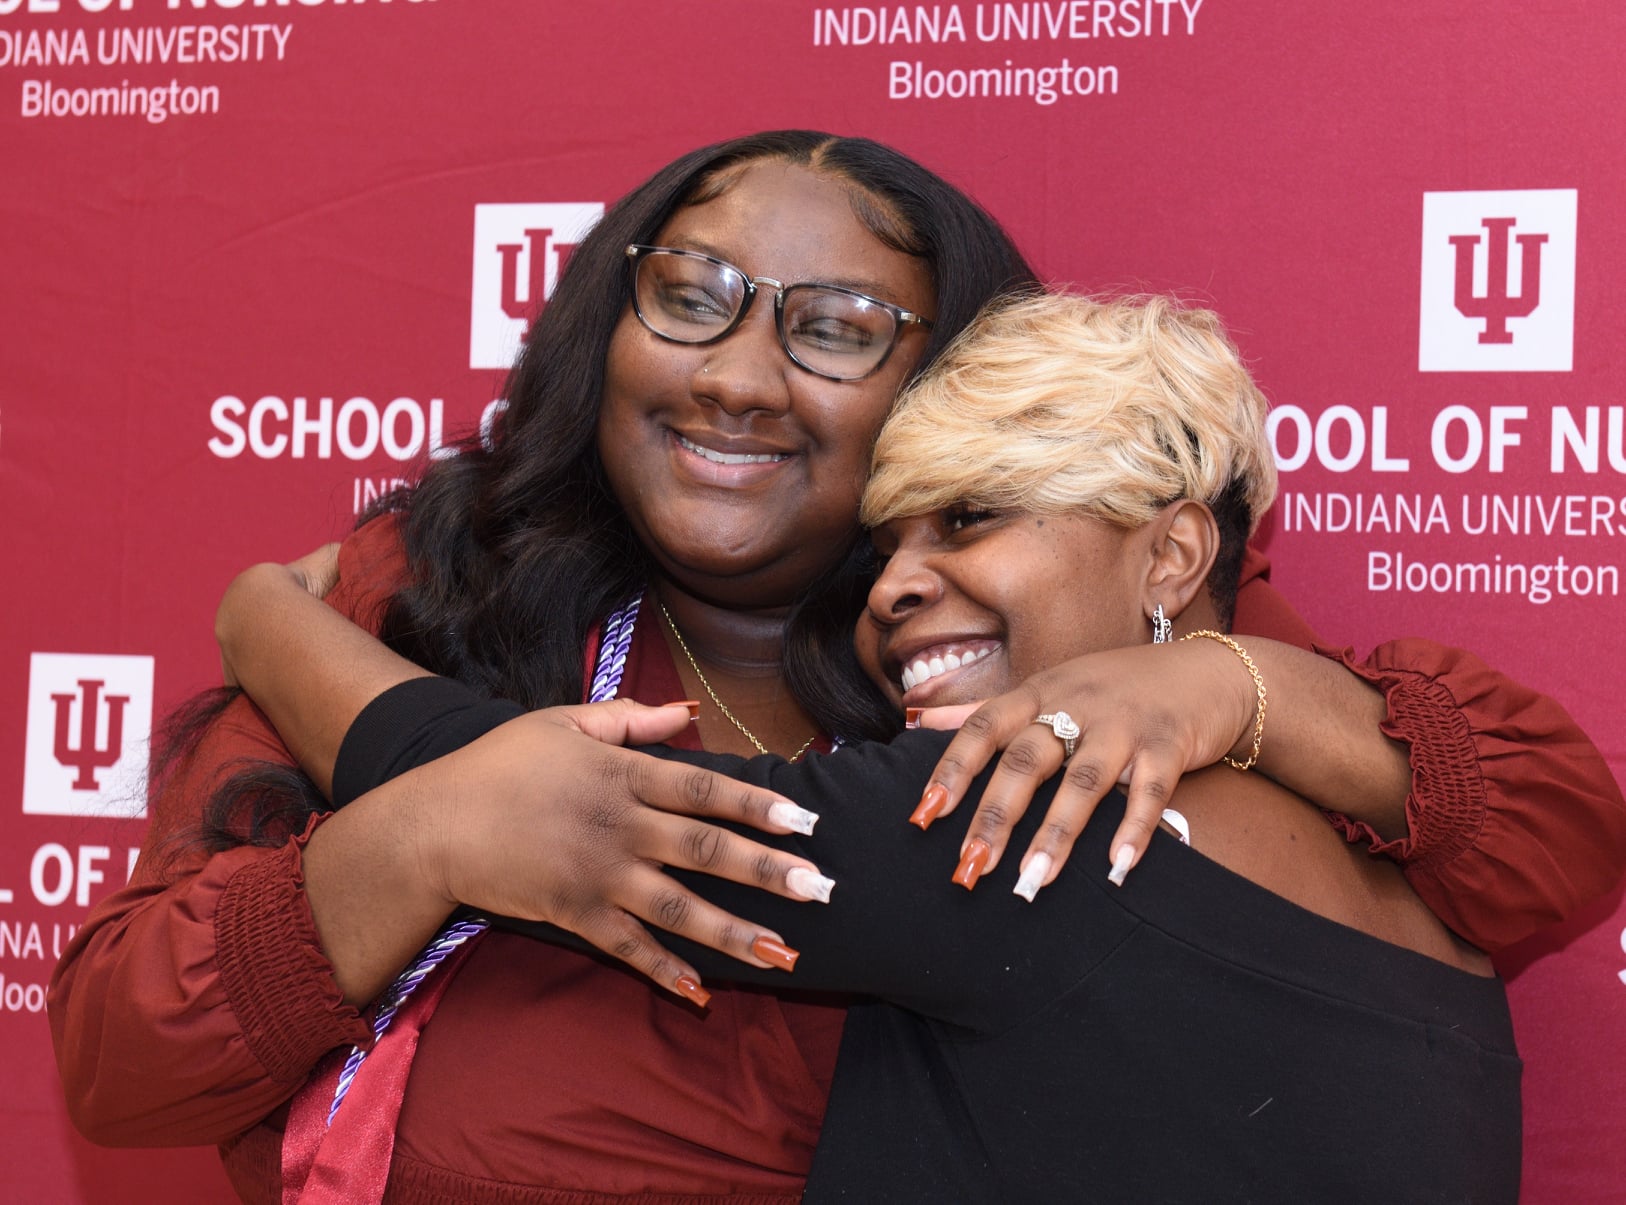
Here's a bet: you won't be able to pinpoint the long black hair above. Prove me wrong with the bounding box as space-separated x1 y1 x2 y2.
175 131 1038 857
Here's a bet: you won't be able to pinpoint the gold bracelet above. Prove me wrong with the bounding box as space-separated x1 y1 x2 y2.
1179 630 1266 772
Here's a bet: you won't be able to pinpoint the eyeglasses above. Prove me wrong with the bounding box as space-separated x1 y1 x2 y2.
625 244 934 381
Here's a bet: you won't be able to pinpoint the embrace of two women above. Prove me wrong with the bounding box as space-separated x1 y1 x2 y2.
50 130 1626 1204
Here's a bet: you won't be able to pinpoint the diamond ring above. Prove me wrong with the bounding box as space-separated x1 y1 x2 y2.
1033 711 1080 761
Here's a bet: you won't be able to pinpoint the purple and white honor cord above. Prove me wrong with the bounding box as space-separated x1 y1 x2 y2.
324 916 487 1126
588 595 641 706
324 595 643 1122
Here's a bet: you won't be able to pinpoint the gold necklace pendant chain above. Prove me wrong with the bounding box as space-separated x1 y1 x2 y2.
658 601 819 763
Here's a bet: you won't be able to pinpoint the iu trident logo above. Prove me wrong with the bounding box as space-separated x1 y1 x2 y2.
23 653 155 818
1419 189 1577 373
1449 218 1548 344
52 679 131 790
498 227 582 322
470 202 605 370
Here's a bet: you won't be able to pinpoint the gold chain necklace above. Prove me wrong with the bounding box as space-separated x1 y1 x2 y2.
658 601 819 763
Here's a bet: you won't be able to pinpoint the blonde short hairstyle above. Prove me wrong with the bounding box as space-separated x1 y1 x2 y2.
860 293 1278 534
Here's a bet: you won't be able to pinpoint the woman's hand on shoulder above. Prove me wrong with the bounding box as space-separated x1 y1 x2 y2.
909 641 1256 896
413 699 830 1005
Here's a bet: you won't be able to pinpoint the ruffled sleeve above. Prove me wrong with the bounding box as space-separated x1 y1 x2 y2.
48 701 371 1145
1318 640 1626 951
48 515 411 1145
1235 543 1626 951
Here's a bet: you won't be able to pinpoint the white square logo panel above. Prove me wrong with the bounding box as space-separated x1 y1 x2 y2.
469 203 604 370
1419 189 1577 372
22 653 155 818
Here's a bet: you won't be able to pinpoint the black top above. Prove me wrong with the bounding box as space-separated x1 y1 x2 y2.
338 678 1522 1204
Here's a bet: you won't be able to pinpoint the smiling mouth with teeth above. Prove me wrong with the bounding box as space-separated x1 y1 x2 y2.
900 645 996 692
677 433 790 465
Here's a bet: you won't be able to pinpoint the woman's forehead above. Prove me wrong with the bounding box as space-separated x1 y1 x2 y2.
656 162 931 303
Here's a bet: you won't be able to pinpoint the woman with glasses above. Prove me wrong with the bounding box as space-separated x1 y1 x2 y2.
51 132 1621 1202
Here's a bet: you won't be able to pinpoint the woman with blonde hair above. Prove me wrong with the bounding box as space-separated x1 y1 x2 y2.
216 293 1522 1202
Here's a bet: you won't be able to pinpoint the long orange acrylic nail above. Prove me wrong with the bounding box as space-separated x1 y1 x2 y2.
910 783 949 830
666 700 701 722
750 936 800 971
673 975 711 1008
952 839 993 890
905 707 925 730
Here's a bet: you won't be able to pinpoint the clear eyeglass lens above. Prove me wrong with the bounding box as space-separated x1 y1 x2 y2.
637 252 749 339
781 287 895 378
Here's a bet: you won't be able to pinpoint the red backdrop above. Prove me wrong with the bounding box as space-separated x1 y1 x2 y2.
4 2 1622 1200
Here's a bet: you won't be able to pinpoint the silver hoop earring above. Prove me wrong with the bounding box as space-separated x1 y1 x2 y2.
1151 603 1172 645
